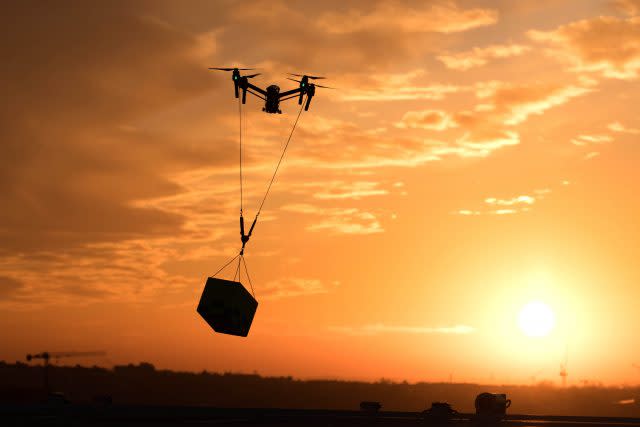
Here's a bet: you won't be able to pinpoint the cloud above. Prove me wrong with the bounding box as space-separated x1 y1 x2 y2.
437 43 531 70
344 82 466 102
0 276 25 299
584 151 600 160
0 3 222 254
474 81 594 125
491 209 518 215
455 190 552 216
0 240 198 307
331 323 476 336
398 80 595 159
213 1 495 75
528 15 640 79
281 203 383 235
571 134 614 145
317 1 497 35
608 121 640 134
485 195 535 206
455 210 481 216
308 181 389 200
613 0 640 15
342 80 594 165
337 69 470 103
283 116 449 168
261 278 339 299
396 110 459 131
0 2 256 306
456 129 520 153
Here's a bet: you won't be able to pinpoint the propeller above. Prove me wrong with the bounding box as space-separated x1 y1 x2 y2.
245 73 261 78
287 77 335 89
208 67 256 71
288 73 326 80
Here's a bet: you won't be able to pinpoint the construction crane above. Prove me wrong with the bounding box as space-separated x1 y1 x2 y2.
26 351 106 393
559 344 568 387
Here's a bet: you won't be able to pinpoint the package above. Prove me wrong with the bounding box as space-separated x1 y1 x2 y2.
197 277 258 337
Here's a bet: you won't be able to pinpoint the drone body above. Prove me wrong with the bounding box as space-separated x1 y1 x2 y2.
209 67 330 114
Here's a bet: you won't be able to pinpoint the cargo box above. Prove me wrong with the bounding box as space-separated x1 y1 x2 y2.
197 277 258 337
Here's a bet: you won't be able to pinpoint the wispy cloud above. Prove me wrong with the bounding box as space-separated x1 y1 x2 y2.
308 181 389 200
261 278 339 300
396 110 459 131
455 209 481 216
318 1 497 35
485 195 536 206
529 15 640 80
281 203 383 235
608 121 640 134
456 129 520 152
614 0 640 15
571 134 613 146
438 43 531 70
0 275 26 299
331 323 476 336
344 83 466 102
474 81 594 125
454 189 552 216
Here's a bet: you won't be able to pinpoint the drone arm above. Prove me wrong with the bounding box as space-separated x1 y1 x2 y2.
245 82 267 96
279 94 302 102
278 88 302 98
246 89 266 100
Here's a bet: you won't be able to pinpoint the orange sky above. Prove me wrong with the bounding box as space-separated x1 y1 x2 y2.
2 0 640 386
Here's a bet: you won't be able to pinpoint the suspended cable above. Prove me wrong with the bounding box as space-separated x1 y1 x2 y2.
233 256 242 282
213 93 307 286
238 97 244 214
255 95 306 217
236 95 306 258
211 253 240 277
241 256 255 298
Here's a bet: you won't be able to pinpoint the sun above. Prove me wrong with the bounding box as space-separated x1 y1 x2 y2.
518 301 556 337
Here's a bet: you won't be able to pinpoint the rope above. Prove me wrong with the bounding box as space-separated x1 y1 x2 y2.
211 253 240 277
210 94 307 291
241 256 255 298
238 97 243 214
233 256 242 281
255 95 306 217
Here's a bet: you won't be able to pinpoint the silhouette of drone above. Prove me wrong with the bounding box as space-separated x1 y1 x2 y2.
209 67 333 114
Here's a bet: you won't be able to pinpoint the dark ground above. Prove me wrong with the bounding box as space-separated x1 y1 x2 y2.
3 405 640 427
2 361 640 426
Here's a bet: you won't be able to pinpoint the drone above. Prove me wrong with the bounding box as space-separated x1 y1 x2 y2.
209 67 333 114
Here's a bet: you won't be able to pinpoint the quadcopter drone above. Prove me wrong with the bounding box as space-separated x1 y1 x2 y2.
209 67 332 114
